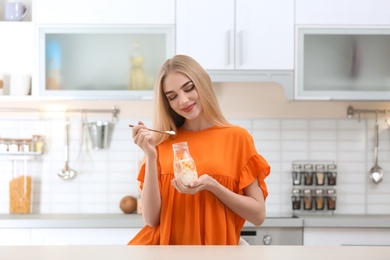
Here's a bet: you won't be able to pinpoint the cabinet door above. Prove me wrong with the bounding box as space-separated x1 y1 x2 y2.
30 228 141 245
176 0 235 70
34 0 175 24
304 228 390 246
0 229 30 245
235 0 294 70
296 0 390 25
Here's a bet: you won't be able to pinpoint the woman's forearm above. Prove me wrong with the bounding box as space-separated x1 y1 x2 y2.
208 178 265 226
140 155 161 227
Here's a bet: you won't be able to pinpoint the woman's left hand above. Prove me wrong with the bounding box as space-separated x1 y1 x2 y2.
171 174 215 195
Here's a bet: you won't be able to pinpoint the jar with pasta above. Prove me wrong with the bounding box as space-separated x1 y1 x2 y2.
9 160 33 214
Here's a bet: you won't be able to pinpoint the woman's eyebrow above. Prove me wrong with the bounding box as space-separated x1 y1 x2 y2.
164 80 193 95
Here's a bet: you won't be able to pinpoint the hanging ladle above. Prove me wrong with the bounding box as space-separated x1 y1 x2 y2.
369 111 383 184
58 121 77 180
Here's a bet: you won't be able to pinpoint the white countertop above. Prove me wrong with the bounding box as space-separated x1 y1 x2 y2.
1 214 389 229
1 245 389 260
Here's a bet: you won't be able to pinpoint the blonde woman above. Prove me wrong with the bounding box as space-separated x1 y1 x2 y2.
129 55 270 245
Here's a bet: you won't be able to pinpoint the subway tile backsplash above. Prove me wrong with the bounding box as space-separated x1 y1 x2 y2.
1 116 390 216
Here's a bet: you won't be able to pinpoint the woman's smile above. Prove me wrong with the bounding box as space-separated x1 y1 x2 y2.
181 103 196 113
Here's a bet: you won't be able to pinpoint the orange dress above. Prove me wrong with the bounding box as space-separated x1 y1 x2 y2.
128 125 270 245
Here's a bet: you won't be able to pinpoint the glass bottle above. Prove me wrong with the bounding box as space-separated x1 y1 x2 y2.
32 135 45 153
326 164 337 186
172 142 198 186
303 164 314 186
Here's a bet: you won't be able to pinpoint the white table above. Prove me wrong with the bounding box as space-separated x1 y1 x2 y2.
0 245 389 260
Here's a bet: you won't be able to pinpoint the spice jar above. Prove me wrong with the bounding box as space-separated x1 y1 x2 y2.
0 138 8 152
32 135 45 153
291 189 302 210
303 189 313 210
326 164 337 186
315 164 325 186
8 139 19 153
314 189 325 210
9 160 33 214
302 164 314 186
172 142 198 186
292 164 302 185
326 189 337 210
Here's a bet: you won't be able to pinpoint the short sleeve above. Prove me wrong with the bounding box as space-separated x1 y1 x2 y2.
239 154 270 200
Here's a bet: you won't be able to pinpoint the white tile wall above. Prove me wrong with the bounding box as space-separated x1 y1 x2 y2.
1 115 390 216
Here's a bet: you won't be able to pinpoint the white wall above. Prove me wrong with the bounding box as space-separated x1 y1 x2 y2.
1 82 390 215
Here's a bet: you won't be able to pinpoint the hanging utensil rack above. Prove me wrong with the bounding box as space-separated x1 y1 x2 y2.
347 105 389 123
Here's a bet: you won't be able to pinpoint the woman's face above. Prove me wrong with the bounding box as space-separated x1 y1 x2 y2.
162 72 202 121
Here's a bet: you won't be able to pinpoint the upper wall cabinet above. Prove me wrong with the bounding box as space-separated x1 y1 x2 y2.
34 0 175 24
295 0 390 25
176 0 294 71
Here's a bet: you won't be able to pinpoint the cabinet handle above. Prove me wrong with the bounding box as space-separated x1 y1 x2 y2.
226 30 233 66
237 30 245 67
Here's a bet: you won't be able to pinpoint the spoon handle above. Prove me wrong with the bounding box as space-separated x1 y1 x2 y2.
129 124 175 135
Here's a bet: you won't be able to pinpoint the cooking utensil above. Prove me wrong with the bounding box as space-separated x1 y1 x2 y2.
75 112 93 174
58 122 77 180
369 121 383 184
128 124 175 135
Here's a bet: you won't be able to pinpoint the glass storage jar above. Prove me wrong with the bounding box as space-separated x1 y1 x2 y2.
302 164 314 185
292 164 302 185
315 164 325 186
314 189 325 210
9 160 33 214
326 189 337 210
303 189 313 210
172 142 198 186
292 189 302 210
326 164 337 185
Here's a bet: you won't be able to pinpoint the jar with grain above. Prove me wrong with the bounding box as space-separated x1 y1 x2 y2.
9 160 33 214
303 189 313 210
315 164 325 186
326 164 337 186
302 164 314 186
326 189 337 211
314 189 325 210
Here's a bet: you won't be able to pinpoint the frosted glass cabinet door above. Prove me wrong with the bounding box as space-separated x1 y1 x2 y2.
37 26 174 99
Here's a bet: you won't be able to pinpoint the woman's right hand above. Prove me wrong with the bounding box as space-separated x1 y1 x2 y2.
131 121 157 158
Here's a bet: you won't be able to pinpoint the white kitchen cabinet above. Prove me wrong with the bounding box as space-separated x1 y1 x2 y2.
34 0 175 25
304 227 390 246
0 23 34 94
295 0 390 25
0 228 30 245
176 0 294 71
30 228 141 245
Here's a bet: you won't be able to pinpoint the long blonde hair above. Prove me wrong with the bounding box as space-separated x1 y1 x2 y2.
152 55 230 145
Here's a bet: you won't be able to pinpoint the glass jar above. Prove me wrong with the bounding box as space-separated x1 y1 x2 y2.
9 160 33 214
315 164 325 186
302 164 314 185
292 164 302 185
172 142 198 186
326 189 337 210
315 189 325 210
303 189 313 210
326 164 337 186
0 138 8 152
32 135 45 153
291 189 302 210
8 139 19 153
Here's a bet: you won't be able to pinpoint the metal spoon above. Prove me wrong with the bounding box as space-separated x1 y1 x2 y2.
58 122 77 180
369 121 383 184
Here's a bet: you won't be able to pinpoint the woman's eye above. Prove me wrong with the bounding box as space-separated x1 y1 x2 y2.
167 95 177 101
184 84 195 92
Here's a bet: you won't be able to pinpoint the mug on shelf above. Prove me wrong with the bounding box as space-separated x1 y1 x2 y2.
10 74 31 96
4 1 28 21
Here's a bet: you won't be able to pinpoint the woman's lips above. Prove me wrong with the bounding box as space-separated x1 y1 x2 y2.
181 103 195 113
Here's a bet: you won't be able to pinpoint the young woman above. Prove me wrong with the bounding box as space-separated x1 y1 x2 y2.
128 55 270 245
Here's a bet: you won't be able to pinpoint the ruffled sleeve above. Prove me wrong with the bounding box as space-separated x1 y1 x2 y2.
239 154 270 199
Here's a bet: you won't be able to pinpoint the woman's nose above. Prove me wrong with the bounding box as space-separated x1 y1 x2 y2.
179 94 189 104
